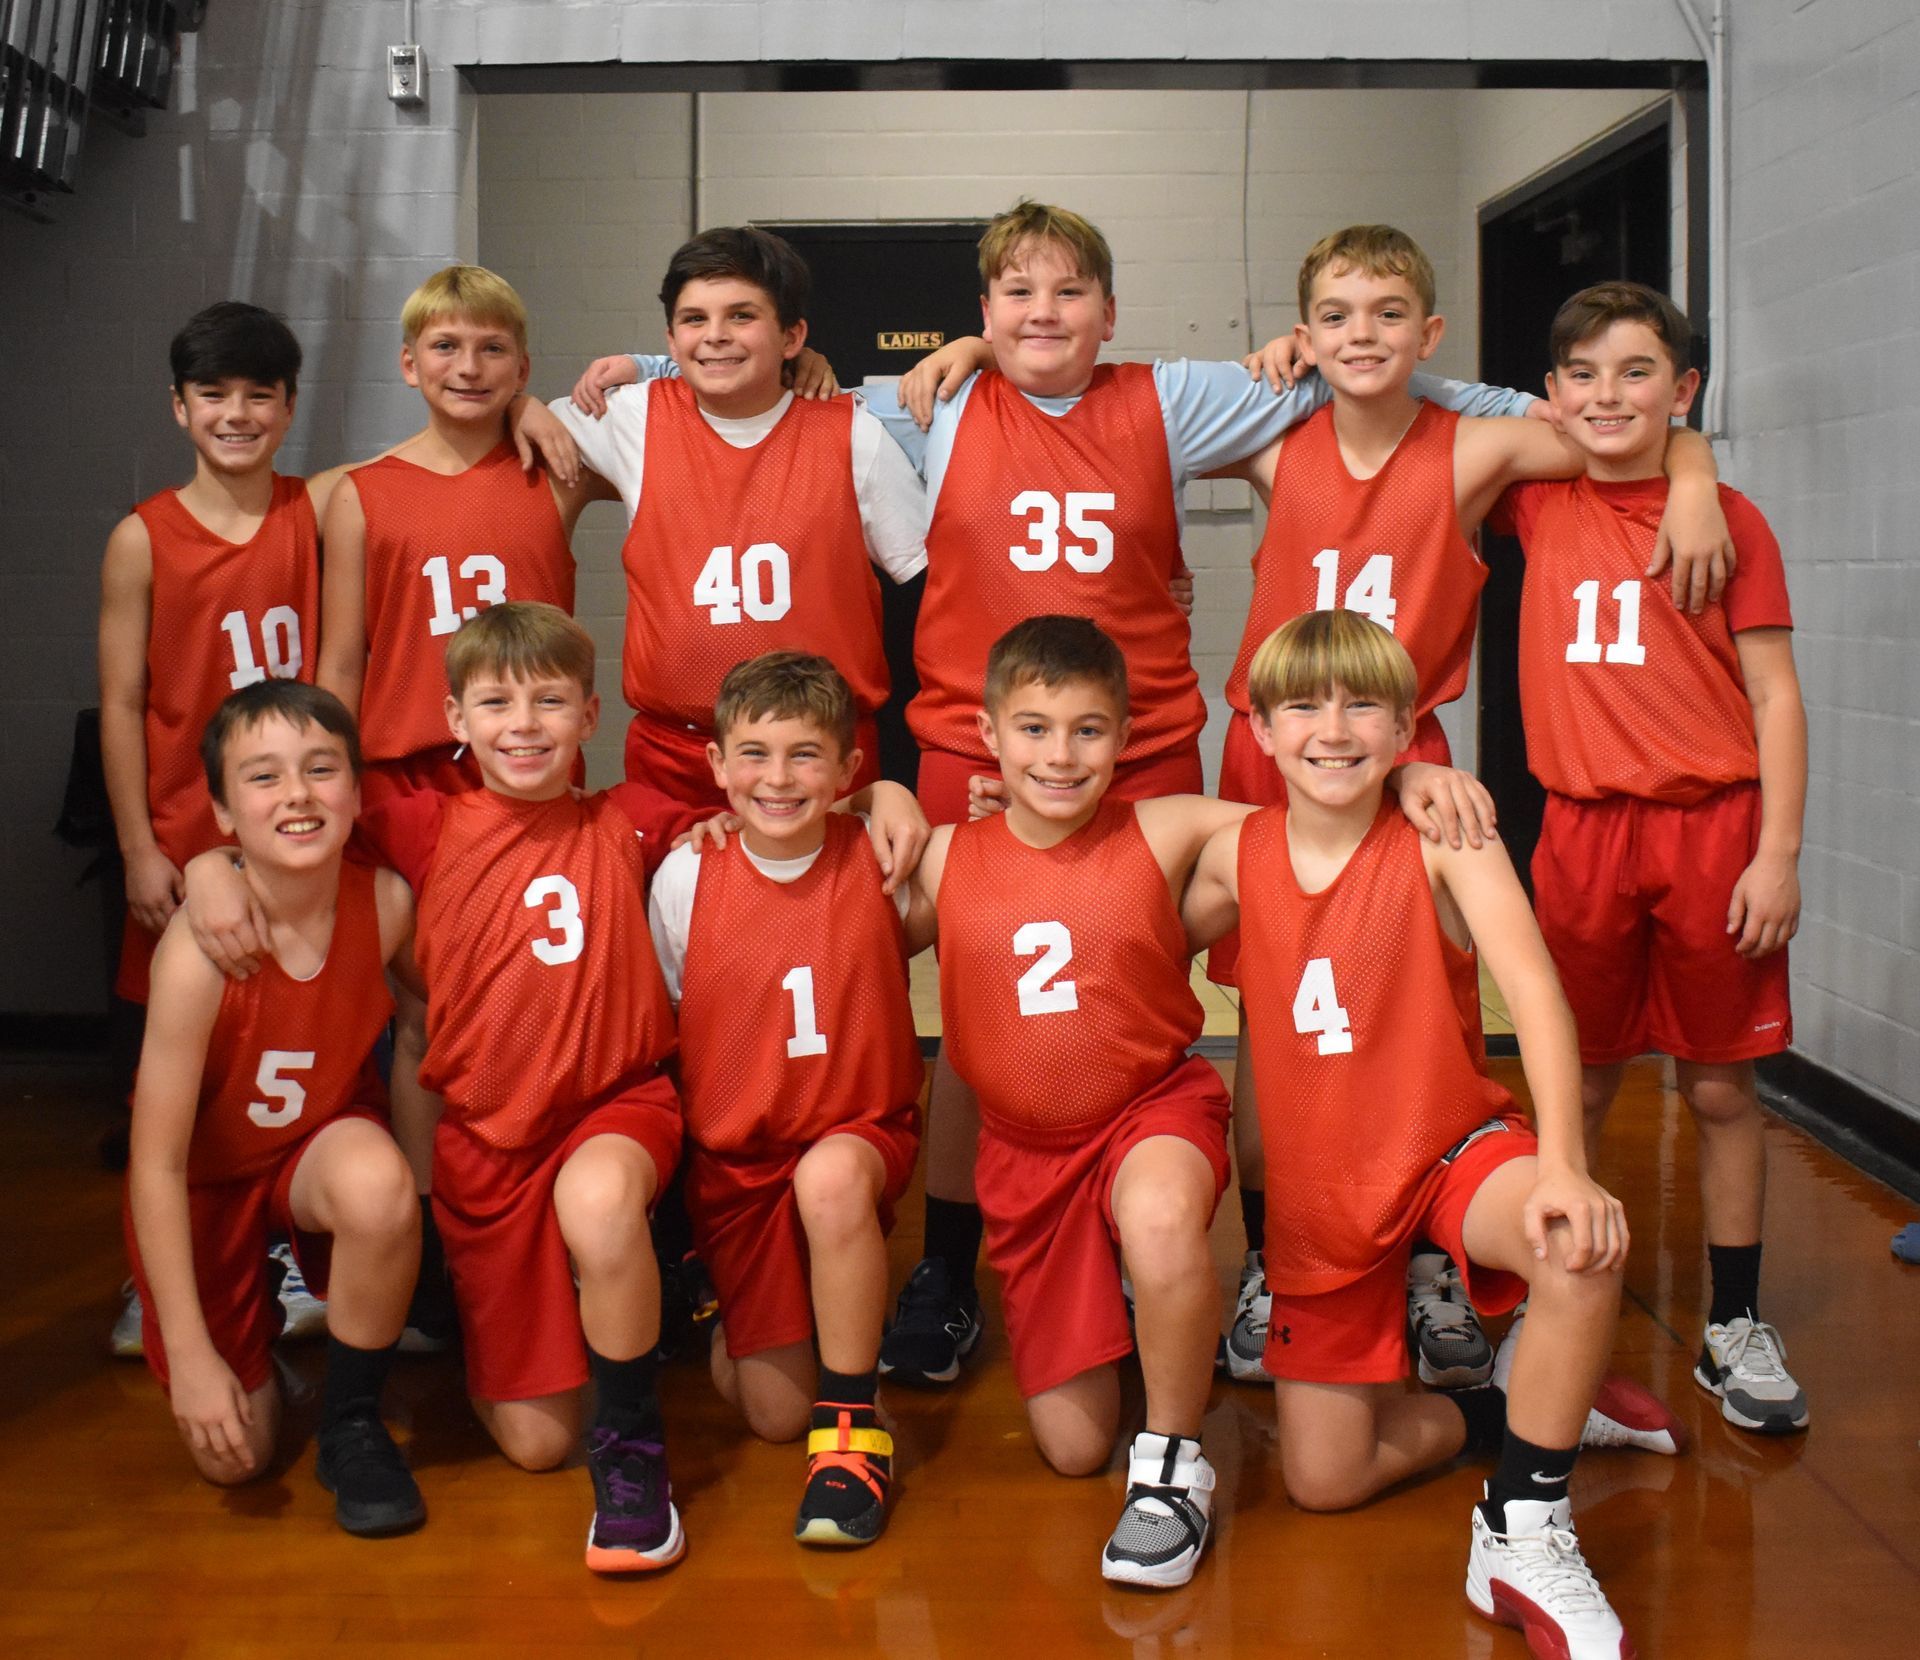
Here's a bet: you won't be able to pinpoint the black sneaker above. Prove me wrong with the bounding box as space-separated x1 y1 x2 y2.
794 1412 893 1548
877 1257 982 1388
315 1413 426 1537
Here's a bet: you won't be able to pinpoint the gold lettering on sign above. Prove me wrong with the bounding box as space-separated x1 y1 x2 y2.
877 331 946 350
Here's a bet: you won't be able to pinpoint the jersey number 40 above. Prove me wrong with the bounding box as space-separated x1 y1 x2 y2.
694 542 793 624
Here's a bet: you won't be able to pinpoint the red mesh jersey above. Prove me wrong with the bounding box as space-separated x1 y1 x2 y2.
135 476 318 865
1237 801 1513 1294
619 382 886 728
910 366 1203 764
1224 403 1483 740
402 787 679 1149
184 861 392 1185
349 443 574 763
1494 478 1792 803
678 815 922 1155
937 797 1202 1139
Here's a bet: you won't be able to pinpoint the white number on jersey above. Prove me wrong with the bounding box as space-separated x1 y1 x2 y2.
692 542 793 625
423 553 510 637
220 606 304 689
1013 920 1079 1016
523 874 585 966
1292 957 1354 1055
1310 548 1398 632
1008 491 1116 574
247 1049 315 1128
781 965 829 1058
1565 579 1647 666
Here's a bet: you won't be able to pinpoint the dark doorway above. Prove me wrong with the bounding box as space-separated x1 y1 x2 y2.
772 221 989 786
1477 111 1675 887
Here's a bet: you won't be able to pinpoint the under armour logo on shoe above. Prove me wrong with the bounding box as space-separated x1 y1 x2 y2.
1278 1326 1292 1345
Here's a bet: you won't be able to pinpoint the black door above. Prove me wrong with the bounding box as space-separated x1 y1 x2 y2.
771 222 989 786
1477 122 1673 887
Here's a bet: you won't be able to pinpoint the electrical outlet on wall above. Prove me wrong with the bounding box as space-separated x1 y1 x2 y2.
388 44 426 107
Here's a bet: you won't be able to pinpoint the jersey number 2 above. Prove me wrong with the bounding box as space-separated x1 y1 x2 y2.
1293 957 1354 1055
523 875 584 965
1014 920 1078 1015
248 1049 315 1128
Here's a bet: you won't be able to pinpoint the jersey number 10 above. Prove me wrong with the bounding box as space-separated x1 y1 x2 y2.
221 607 303 689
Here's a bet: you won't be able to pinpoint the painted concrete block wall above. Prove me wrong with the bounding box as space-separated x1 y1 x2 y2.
1721 1 1920 1117
0 0 475 1015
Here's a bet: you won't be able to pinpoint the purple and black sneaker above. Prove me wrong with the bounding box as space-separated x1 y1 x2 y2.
584 1425 684 1573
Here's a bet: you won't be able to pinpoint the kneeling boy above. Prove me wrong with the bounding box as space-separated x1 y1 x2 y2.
1184 610 1681 1660
126 681 423 1534
648 652 924 1547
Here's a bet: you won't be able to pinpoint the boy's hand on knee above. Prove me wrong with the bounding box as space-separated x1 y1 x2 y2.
569 354 641 418
1726 851 1800 958
1525 1165 1629 1274
171 1350 256 1474
181 849 267 979
126 846 186 936
1391 762 1497 849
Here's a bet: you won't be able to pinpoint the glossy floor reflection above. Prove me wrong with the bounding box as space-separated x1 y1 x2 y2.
2 1056 1917 1657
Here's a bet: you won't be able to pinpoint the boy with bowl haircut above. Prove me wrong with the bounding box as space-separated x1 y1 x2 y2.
126 680 424 1535
1493 282 1808 1434
1184 610 1685 1660
648 652 924 1548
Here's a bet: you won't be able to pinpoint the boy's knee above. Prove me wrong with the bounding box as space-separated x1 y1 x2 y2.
492 1414 575 1472
333 1148 419 1242
1682 1075 1760 1129
1282 1460 1367 1514
1116 1187 1211 1285
792 1147 875 1239
556 1151 651 1252
1034 1425 1109 1478
741 1392 809 1445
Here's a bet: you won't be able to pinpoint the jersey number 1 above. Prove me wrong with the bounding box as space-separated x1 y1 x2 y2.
1293 957 1353 1055
782 965 829 1058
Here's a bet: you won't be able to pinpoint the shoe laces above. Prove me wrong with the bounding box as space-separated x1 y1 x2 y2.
1498 1522 1610 1616
1412 1277 1477 1336
322 1414 402 1478
588 1426 662 1512
1719 1319 1789 1384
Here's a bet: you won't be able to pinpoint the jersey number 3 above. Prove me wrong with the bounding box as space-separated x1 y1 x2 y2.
1293 957 1354 1055
524 875 584 965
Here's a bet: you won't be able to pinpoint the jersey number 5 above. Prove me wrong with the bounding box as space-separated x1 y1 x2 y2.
1293 957 1353 1055
1009 491 1114 573
248 1049 315 1128
524 875 584 965
1013 920 1078 1015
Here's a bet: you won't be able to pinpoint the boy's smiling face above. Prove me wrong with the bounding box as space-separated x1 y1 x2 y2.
172 377 295 478
1547 319 1701 481
446 669 597 802
981 239 1116 399
1298 264 1443 402
401 313 530 426
666 276 806 420
978 675 1129 841
1252 681 1412 813
707 713 855 859
212 712 359 871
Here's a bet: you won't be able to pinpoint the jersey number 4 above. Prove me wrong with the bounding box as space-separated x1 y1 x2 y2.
1009 491 1114 573
1013 920 1078 1015
248 1049 315 1128
221 607 303 689
1565 579 1647 666
1293 957 1354 1055
1311 549 1397 632
694 542 793 624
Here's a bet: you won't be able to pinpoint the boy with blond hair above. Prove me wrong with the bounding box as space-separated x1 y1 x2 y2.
648 652 924 1547
1183 609 1684 1660
1493 281 1808 1433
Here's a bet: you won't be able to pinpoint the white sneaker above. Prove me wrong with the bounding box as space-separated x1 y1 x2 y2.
1220 1250 1270 1383
272 1242 328 1342
1100 1433 1214 1589
1493 1307 1686 1456
1408 1250 1494 1388
1467 1489 1634 1659
1694 1316 1808 1434
110 1280 144 1357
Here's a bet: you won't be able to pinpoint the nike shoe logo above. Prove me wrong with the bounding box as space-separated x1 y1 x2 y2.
1530 1471 1563 1486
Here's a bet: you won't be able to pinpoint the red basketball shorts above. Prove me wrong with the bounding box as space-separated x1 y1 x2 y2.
684 1106 921 1361
360 743 484 815
975 1054 1231 1399
1264 1115 1534 1385
1208 708 1451 986
124 1108 387 1393
432 1073 683 1403
915 740 1204 829
1532 783 1792 1066
627 708 881 810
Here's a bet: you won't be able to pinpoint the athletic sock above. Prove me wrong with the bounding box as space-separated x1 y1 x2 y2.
1239 1187 1266 1254
1483 1429 1578 1527
1449 1383 1508 1457
814 1366 878 1417
587 1345 663 1439
922 1196 983 1296
320 1334 399 1428
1707 1242 1763 1328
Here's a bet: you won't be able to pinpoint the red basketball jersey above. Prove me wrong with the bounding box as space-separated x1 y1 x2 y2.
1224 402 1483 748
1495 478 1793 803
135 476 319 864
618 382 887 728
911 366 1203 763
1237 801 1512 1294
678 815 922 1156
184 861 392 1185
350 443 574 763
937 797 1202 1139
403 787 678 1149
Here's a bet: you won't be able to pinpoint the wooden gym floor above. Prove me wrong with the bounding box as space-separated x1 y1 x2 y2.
2 1056 1917 1659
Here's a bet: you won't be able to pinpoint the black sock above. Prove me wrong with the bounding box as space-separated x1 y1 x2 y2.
321 1334 398 1429
1239 1187 1266 1254
922 1196 982 1296
1707 1242 1762 1328
587 1345 662 1439
1483 1430 1578 1527
1449 1383 1508 1457
813 1366 878 1425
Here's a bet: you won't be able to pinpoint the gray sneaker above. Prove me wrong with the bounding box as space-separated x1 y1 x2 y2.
1694 1317 1808 1434
272 1242 329 1342
1407 1250 1493 1389
110 1280 144 1358
1220 1250 1271 1383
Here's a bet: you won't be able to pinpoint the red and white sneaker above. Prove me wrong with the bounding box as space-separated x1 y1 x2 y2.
1467 1490 1634 1659
1493 1310 1686 1456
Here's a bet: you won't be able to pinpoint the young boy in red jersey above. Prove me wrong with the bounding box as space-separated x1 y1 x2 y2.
526 227 926 807
1492 282 1809 1434
127 680 424 1535
1206 225 1736 1392
648 652 924 1547
1184 609 1685 1660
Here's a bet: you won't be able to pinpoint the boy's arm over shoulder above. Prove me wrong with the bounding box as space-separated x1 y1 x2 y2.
1729 614 1805 960
1180 817 1245 953
901 821 953 955
645 840 700 1003
850 402 929 582
1453 412 1583 529
372 866 422 997
316 474 368 717
1133 793 1258 890
606 780 703 886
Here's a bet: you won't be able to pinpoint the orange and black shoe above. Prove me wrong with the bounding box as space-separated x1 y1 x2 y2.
794 1407 893 1548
